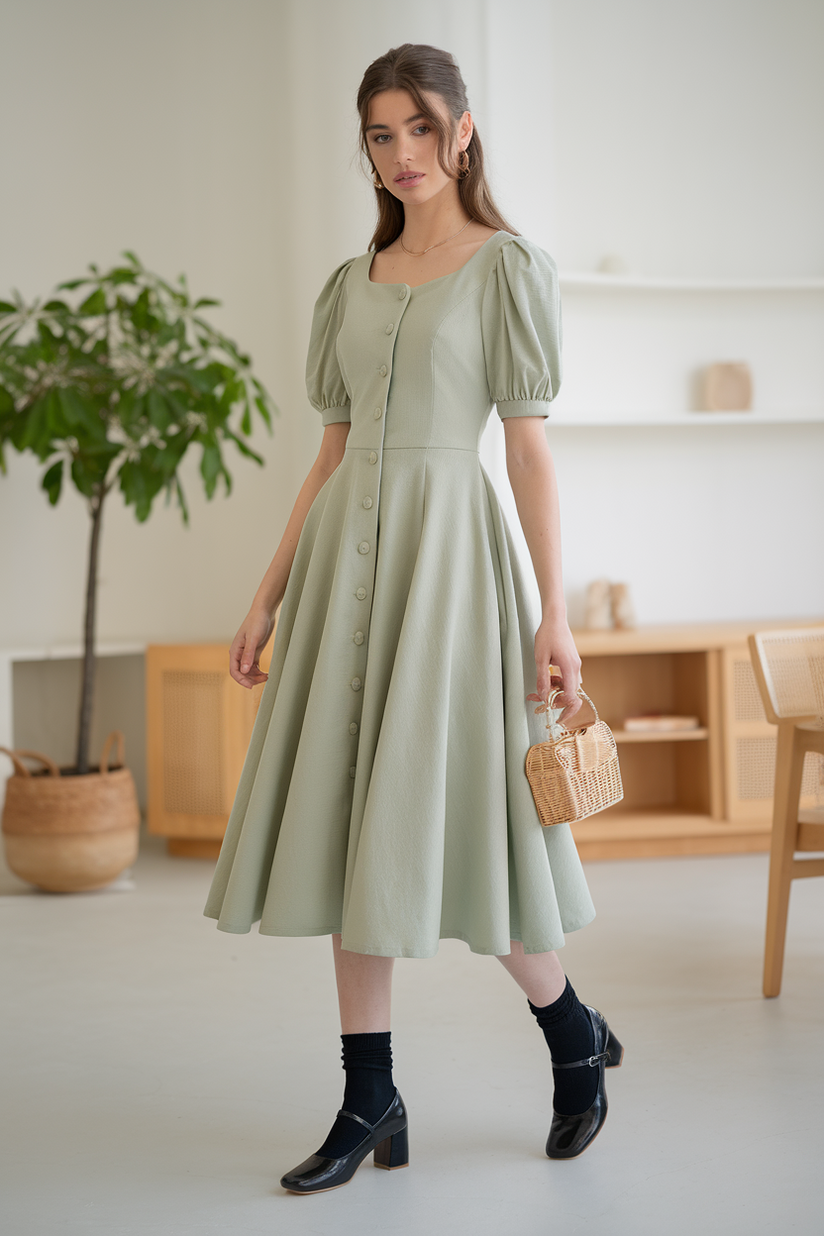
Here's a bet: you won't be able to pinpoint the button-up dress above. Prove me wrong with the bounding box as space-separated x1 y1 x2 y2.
204 230 595 957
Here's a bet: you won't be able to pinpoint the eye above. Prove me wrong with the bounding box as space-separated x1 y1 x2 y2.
372 133 390 144
413 125 430 135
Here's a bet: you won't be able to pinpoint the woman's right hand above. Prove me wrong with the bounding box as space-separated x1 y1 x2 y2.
230 606 275 688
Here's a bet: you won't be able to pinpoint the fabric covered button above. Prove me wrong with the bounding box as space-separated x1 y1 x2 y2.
373 408 383 419
351 678 362 691
385 323 394 334
353 631 365 646
368 451 378 464
349 722 359 735
356 587 367 600
349 766 356 779
379 365 387 376
362 496 373 509
358 541 370 555
398 287 408 300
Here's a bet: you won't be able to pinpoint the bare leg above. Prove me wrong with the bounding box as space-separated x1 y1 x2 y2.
332 933 395 1032
496 940 567 1006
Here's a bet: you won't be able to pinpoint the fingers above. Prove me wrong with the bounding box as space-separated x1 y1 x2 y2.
230 628 269 690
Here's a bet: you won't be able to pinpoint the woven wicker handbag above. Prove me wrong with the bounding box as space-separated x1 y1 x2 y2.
525 688 623 827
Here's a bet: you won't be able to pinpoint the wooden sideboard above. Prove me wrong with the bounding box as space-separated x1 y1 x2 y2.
570 619 824 860
146 643 271 858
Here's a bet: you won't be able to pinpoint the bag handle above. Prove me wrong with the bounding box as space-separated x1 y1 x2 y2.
546 687 600 737
99 731 125 775
0 747 61 778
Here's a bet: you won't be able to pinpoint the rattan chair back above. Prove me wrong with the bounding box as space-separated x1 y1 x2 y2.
748 627 824 724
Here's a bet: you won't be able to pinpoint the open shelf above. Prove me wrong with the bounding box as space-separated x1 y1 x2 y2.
613 727 709 744
559 272 824 292
548 410 824 428
569 620 824 860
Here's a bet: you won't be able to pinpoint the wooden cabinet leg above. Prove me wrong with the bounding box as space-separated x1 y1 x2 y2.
763 726 804 997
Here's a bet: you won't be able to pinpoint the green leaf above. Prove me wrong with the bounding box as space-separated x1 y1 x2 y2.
121 250 141 266
70 456 98 499
199 441 222 498
147 388 172 431
109 268 138 285
222 425 263 465
42 299 70 313
41 459 63 505
56 278 89 291
79 288 107 316
0 300 18 314
194 297 221 309
20 392 60 457
254 394 273 429
240 402 252 435
118 456 165 522
174 476 190 525
58 387 105 437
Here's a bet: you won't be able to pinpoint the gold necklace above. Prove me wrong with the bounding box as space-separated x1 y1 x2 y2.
399 217 472 257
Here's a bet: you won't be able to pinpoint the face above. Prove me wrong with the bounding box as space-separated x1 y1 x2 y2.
365 88 471 206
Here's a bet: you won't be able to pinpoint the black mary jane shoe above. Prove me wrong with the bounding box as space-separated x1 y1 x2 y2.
546 1005 623 1160
280 1090 408 1194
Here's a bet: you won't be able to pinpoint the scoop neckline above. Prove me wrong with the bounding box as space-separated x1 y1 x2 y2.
366 229 508 289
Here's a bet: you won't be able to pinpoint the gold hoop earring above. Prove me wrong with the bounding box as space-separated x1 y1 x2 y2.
458 149 471 178
372 169 384 190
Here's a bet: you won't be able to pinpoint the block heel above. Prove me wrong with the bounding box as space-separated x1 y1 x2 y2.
280 1090 408 1194
605 1027 624 1068
374 1123 409 1170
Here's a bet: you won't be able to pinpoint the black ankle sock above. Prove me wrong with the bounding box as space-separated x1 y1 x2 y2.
528 978 598 1116
316 1031 395 1159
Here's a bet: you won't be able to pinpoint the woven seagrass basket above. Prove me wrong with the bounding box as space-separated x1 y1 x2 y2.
525 689 623 828
1 732 139 892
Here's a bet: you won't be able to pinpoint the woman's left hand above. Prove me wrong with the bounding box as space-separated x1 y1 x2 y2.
534 617 582 722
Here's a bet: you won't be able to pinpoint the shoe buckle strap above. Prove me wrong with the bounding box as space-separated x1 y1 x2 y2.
337 1108 375 1133
551 1050 609 1070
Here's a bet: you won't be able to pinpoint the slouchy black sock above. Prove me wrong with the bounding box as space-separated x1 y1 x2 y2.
528 978 598 1116
316 1031 395 1159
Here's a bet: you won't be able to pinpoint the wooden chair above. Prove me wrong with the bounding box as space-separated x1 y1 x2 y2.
748 628 824 996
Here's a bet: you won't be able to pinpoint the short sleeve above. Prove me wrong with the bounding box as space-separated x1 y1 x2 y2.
480 236 563 419
305 257 357 426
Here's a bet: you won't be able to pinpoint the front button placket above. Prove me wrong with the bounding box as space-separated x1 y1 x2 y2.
345 280 411 788
345 280 412 786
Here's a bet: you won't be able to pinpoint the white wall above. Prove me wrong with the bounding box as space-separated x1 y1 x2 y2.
0 0 822 667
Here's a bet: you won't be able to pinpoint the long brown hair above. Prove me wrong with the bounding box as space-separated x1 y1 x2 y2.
356 44 518 252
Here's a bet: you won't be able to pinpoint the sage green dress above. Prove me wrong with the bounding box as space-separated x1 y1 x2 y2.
204 230 595 957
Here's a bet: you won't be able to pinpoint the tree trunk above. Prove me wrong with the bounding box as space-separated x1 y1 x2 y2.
75 489 105 774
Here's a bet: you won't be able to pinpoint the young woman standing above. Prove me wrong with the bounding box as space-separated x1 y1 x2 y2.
204 42 622 1193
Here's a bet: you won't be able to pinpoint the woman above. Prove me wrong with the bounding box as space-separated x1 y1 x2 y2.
204 43 622 1193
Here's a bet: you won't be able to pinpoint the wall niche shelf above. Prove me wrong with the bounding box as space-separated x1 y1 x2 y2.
553 270 824 427
548 410 824 428
559 273 824 292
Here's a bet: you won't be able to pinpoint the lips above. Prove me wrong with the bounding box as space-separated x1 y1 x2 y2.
394 172 424 185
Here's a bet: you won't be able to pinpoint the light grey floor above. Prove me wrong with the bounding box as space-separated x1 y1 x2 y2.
1 835 822 1236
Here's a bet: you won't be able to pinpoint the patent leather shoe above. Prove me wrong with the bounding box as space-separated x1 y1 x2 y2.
546 1006 623 1160
280 1089 408 1194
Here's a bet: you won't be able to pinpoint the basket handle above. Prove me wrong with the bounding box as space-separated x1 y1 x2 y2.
100 731 125 775
0 747 61 778
547 687 600 736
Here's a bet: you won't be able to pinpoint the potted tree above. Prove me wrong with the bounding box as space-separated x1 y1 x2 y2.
0 253 276 891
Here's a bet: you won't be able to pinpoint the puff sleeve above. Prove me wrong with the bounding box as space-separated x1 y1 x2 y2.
480 236 563 419
305 257 357 426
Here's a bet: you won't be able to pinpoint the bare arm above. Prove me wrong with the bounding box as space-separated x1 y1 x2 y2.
503 416 582 718
230 421 350 688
